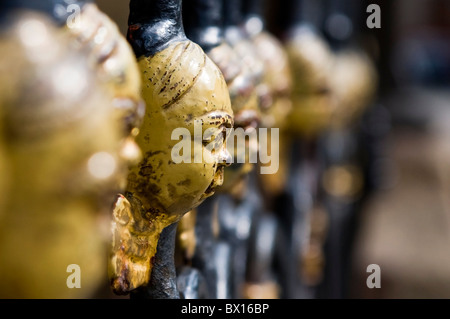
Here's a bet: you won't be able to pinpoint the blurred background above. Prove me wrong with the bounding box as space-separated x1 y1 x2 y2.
97 0 450 298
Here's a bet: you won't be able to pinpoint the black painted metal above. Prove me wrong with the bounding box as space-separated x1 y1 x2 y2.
242 0 265 19
246 213 279 285
126 1 190 300
191 196 235 299
281 0 325 31
191 197 219 298
315 0 388 299
322 0 367 50
0 0 387 301
217 175 262 299
131 222 180 299
128 0 186 57
177 266 210 299
183 0 223 52
222 0 244 27
0 0 91 25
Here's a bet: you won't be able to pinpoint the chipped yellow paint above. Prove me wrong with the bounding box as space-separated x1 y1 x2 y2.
249 31 293 200
64 3 145 190
176 209 197 262
207 40 261 195
251 31 293 130
0 12 125 298
109 40 233 294
208 42 260 127
285 29 335 137
328 50 378 129
285 30 377 137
